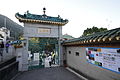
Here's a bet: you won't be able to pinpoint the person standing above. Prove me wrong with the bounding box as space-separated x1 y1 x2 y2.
48 54 52 68
0 42 2 56
52 51 55 64
0 41 4 56
5 41 9 53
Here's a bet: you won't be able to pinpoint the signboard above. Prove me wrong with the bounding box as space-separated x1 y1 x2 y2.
38 28 51 34
86 47 120 73
33 53 39 66
34 53 39 61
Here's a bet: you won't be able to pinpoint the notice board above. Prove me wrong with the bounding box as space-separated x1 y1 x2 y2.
86 47 120 73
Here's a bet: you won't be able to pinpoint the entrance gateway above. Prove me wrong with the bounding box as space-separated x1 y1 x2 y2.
15 8 68 70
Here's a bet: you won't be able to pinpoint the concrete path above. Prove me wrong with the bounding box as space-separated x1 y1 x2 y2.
14 67 82 80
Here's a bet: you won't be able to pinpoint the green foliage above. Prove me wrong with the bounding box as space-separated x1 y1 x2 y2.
28 37 58 54
82 26 108 36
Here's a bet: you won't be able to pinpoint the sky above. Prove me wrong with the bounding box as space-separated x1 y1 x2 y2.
0 0 120 38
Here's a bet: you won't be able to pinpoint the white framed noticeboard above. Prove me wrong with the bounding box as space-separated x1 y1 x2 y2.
86 47 120 74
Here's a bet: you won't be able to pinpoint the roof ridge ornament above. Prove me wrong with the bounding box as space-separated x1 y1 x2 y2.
58 15 60 18
43 7 46 15
27 10 29 14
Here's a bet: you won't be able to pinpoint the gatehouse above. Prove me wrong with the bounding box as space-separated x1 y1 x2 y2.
15 8 68 70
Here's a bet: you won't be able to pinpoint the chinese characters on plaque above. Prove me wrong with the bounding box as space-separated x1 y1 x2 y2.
38 28 51 34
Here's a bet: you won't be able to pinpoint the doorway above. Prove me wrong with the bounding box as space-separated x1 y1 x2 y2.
28 37 59 70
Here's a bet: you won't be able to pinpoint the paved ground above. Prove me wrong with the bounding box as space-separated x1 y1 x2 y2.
14 67 82 80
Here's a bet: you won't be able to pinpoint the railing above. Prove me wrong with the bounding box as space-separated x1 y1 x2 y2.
0 57 18 80
0 45 16 62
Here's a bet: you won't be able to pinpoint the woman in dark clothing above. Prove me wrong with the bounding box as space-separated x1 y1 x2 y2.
5 42 9 53
0 41 4 56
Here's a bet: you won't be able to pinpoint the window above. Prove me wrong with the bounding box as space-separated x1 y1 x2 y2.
69 51 71 54
75 52 79 56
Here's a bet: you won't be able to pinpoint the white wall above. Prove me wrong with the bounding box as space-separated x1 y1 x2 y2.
16 47 28 71
66 46 120 80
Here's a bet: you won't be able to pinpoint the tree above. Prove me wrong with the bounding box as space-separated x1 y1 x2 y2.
82 26 107 36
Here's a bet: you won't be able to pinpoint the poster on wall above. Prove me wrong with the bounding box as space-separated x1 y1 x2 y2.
86 47 120 73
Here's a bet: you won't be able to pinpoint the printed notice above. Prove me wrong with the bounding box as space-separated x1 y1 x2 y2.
86 47 120 73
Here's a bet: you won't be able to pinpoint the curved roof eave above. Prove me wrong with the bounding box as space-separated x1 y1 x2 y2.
63 28 120 46
15 13 68 26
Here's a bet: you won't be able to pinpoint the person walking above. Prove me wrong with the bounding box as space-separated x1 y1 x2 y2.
48 54 52 68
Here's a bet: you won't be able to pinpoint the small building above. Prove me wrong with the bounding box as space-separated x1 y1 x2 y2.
62 28 120 80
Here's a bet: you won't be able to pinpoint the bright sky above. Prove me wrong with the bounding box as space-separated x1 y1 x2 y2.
0 0 120 38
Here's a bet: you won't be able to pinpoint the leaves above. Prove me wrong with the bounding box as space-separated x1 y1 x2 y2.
82 26 107 36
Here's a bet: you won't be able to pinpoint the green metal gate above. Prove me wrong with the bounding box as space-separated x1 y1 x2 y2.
28 37 59 70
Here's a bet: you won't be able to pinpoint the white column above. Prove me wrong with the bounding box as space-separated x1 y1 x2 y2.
21 37 28 71
58 26 63 66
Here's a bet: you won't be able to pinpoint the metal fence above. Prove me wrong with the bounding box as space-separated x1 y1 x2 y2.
0 45 16 62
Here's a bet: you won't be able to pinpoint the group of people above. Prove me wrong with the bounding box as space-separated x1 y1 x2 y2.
0 41 10 56
47 52 56 67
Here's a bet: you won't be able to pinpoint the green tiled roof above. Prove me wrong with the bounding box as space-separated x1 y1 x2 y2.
15 11 68 25
62 34 74 40
63 28 120 45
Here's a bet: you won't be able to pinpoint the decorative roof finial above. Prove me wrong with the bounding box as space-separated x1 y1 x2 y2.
43 7 46 15
58 15 60 18
27 10 29 14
